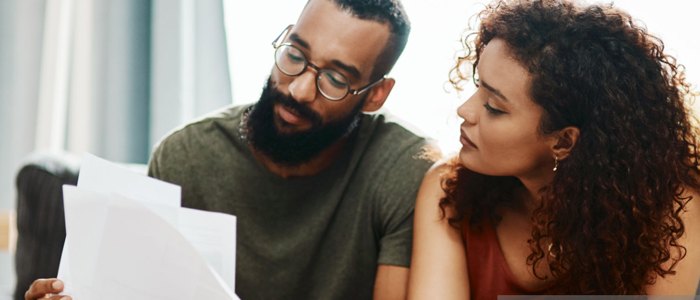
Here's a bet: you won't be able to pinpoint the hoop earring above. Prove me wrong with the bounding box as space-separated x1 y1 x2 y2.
548 242 563 258
553 156 559 172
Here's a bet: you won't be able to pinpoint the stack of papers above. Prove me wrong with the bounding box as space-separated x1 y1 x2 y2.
57 154 239 300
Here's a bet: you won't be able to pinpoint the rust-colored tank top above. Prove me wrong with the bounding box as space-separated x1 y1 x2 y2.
463 220 544 299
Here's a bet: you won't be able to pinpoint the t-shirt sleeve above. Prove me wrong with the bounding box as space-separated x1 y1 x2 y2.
147 143 162 178
147 129 185 182
147 135 173 180
375 141 434 267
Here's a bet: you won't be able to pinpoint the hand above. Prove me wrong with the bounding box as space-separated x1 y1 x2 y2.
25 279 71 300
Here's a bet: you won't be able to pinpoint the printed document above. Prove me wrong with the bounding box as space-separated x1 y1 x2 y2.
57 153 238 300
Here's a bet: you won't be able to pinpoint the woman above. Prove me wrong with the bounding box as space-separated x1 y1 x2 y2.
407 0 700 297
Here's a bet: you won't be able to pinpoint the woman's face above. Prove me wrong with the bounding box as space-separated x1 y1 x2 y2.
457 38 556 180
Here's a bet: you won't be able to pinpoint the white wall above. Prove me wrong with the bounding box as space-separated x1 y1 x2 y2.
225 0 700 155
225 0 476 153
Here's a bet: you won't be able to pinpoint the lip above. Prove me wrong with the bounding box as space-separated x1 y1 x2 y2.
276 104 308 126
460 129 478 149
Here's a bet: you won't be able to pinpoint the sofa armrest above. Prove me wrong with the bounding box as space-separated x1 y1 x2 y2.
13 152 80 300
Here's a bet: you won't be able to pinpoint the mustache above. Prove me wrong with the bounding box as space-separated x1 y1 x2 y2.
271 87 322 127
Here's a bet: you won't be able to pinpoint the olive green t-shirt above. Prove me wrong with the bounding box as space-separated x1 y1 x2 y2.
148 105 433 300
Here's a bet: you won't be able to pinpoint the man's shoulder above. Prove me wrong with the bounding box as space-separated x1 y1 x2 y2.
361 112 426 144
153 104 248 151
361 112 437 155
357 112 439 171
148 104 251 177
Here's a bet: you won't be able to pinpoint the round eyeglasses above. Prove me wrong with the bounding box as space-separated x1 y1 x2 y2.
272 25 385 101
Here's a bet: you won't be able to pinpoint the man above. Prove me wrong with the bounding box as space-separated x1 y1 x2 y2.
25 0 435 299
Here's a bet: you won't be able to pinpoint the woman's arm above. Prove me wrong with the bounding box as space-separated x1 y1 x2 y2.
407 163 470 300
646 188 700 295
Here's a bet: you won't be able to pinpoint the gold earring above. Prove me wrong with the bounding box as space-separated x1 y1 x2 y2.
548 242 563 258
553 156 559 172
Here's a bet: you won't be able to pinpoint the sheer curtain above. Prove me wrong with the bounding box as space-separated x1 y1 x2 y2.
0 0 231 295
0 0 49 296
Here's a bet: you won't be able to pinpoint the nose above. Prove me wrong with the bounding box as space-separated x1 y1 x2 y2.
457 94 478 125
288 67 318 103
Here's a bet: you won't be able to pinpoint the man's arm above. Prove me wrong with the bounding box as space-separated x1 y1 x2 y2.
374 264 409 300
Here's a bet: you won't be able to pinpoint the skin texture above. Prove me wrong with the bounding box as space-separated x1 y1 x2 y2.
26 0 410 299
409 0 700 296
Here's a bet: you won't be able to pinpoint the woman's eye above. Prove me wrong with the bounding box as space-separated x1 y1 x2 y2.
483 103 506 116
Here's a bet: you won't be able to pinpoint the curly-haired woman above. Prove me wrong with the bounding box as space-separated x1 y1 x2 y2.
407 0 700 297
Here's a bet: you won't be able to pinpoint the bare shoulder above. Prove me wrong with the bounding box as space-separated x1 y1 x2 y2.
678 186 700 236
414 159 458 222
647 185 700 294
679 185 700 245
417 159 453 202
422 158 455 187
408 158 470 299
682 186 700 215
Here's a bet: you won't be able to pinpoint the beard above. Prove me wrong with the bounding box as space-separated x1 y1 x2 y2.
245 77 365 166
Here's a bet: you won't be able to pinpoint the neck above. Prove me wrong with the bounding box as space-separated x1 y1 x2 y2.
517 168 555 214
250 136 349 178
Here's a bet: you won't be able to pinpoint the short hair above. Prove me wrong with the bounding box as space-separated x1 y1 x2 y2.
330 0 411 80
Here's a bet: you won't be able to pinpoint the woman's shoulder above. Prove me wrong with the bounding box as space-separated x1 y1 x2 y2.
415 157 462 216
646 185 700 294
423 156 459 182
680 186 700 234
679 185 700 224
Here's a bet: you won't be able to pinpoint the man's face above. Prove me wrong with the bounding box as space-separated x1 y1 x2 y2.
246 0 392 166
246 77 365 166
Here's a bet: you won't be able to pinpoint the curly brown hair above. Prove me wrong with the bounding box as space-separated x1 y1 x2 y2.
440 0 700 294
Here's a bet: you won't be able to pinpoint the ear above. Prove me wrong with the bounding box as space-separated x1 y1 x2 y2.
549 126 580 160
361 78 395 113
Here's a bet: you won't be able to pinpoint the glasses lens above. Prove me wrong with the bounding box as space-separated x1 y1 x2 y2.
275 45 306 76
317 70 349 101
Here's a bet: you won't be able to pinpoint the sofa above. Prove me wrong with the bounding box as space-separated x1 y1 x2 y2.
14 152 80 300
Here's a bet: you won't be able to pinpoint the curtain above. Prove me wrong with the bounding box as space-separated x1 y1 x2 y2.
0 0 232 294
0 0 48 295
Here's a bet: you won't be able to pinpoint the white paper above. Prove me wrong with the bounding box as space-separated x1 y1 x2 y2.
57 153 239 300
78 153 181 207
178 208 237 291
78 153 181 226
60 187 111 297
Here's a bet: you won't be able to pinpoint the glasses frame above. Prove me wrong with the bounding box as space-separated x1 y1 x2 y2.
271 25 386 101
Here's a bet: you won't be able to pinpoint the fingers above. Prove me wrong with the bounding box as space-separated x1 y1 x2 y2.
24 279 70 300
44 296 71 300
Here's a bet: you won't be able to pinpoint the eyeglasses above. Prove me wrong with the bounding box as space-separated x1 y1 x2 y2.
271 25 385 101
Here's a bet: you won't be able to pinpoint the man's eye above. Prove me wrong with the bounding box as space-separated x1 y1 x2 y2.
322 72 348 88
286 52 305 63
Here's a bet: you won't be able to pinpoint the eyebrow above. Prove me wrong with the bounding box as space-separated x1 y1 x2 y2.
479 79 509 102
288 33 362 80
289 33 310 49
